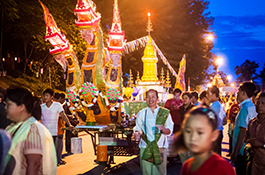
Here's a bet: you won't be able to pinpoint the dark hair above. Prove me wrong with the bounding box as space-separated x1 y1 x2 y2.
146 89 158 98
173 88 182 95
191 91 198 100
169 87 174 94
43 88 54 96
208 85 220 98
54 92 60 100
239 82 256 98
173 107 218 153
182 92 192 99
6 87 41 120
199 91 207 100
59 93 65 99
0 93 4 101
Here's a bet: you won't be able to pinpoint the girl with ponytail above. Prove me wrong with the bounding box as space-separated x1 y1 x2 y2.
173 107 236 175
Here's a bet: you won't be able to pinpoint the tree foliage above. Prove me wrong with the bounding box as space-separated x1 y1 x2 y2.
258 64 265 82
94 0 214 88
3 0 214 89
3 0 86 87
234 59 259 82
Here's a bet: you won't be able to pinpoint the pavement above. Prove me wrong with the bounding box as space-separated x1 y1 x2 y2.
57 125 231 175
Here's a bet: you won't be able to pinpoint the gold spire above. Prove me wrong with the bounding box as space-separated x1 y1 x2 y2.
129 69 134 87
165 70 171 88
140 35 158 82
212 73 225 88
146 13 153 35
160 68 165 85
136 71 140 82
143 36 156 59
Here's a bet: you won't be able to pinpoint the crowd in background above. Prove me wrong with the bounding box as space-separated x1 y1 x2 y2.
0 81 264 175
163 82 263 175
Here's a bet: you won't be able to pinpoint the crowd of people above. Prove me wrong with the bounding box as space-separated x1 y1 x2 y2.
0 81 264 175
134 82 263 175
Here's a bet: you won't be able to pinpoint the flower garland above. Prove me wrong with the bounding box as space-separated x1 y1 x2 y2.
65 98 78 115
66 89 77 103
76 83 126 117
66 90 80 111
79 88 98 108
106 88 120 101
100 89 124 112
98 90 111 110
80 82 97 98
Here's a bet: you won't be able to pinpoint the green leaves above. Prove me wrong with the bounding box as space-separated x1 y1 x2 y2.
258 64 265 82
234 59 259 82
93 0 214 88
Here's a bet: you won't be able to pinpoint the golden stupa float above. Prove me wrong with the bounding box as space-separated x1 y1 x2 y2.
39 0 184 125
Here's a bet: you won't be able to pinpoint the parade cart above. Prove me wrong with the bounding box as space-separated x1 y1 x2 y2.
70 124 138 166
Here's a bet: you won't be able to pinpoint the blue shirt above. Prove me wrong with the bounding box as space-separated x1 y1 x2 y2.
210 101 226 131
134 106 174 148
194 102 200 106
232 98 257 155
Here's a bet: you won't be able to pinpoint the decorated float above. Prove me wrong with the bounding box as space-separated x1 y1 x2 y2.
39 0 186 126
39 0 185 164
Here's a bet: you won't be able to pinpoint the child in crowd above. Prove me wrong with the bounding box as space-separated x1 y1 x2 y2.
41 88 73 166
173 107 236 175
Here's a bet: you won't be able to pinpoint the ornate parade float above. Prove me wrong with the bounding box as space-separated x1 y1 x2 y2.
39 0 185 126
39 0 186 164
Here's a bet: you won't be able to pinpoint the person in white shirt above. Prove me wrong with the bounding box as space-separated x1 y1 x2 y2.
207 85 226 155
41 89 73 162
134 89 174 175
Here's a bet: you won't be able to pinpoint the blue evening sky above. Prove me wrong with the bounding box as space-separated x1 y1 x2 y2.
207 0 265 83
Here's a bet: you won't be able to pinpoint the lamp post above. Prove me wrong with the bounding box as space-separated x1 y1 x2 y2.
212 56 223 88
205 34 214 42
215 56 223 73
226 74 233 87
227 75 232 82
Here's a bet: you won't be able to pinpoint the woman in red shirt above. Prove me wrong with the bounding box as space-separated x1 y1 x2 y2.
173 107 236 175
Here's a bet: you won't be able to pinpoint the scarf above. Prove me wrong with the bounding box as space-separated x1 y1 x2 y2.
141 107 169 165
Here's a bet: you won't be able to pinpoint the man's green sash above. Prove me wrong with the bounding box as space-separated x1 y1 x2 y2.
141 107 170 165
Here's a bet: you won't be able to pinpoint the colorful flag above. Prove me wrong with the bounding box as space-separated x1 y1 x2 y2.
39 0 60 35
175 54 186 91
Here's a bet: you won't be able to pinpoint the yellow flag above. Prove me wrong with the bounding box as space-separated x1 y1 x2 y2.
175 54 186 91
